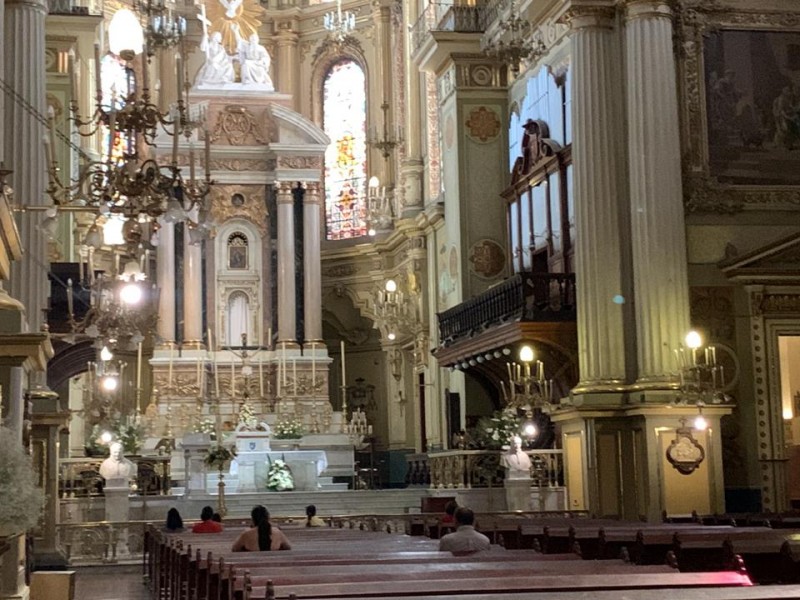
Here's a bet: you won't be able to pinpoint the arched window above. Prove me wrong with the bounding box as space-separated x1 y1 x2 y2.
323 59 367 240
100 53 134 165
227 232 249 270
227 291 251 346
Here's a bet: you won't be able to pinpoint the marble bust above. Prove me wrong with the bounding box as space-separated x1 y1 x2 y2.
99 442 138 485
501 435 532 480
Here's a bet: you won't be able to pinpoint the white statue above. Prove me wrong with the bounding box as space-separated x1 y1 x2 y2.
99 442 138 483
195 8 235 86
219 0 244 20
501 435 531 480
233 25 273 89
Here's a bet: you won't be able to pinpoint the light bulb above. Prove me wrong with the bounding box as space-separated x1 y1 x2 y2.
523 422 537 438
368 176 380 188
694 414 708 431
519 345 534 363
100 431 113 443
101 375 119 391
120 282 143 305
685 330 702 350
387 332 396 341
385 279 398 293
108 8 144 59
100 346 113 362
368 228 376 237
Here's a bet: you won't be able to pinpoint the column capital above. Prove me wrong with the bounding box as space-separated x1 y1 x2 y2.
303 182 322 202
276 181 295 200
560 3 617 30
621 0 674 21
4 0 48 14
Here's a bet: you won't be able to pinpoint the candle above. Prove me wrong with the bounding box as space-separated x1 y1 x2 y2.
311 346 316 392
107 106 117 160
204 128 211 175
171 110 179 165
259 357 264 398
340 340 346 386
267 327 272 349
189 143 196 182
231 361 235 397
136 341 143 391
214 357 220 397
68 51 77 105
94 43 102 99
196 356 201 386
142 42 150 92
66 278 74 317
292 359 297 396
168 344 173 387
282 344 287 388
176 53 184 102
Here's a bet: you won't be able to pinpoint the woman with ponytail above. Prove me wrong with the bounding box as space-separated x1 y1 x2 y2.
232 505 292 551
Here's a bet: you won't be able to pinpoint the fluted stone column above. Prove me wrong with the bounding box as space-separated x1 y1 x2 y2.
4 0 49 333
568 5 629 391
303 182 322 343
183 210 203 346
156 219 176 344
625 0 690 385
401 0 424 213
276 182 296 344
275 25 299 111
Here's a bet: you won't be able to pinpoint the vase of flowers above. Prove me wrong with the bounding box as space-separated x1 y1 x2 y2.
273 417 304 440
204 444 237 472
473 409 522 450
0 427 44 536
266 457 294 491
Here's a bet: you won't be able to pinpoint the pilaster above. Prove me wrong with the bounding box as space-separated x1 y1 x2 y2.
183 207 203 347
303 182 322 343
156 218 176 344
276 182 297 344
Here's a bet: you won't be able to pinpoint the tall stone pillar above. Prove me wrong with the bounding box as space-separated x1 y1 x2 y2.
275 24 299 111
276 182 296 344
401 0 424 213
183 210 203 346
624 0 690 386
303 183 322 343
4 0 49 333
567 5 630 392
156 219 176 344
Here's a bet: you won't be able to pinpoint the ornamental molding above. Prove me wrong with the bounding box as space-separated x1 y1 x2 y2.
210 105 271 146
210 184 268 236
465 106 502 143
751 292 800 316
677 5 800 213
276 155 323 170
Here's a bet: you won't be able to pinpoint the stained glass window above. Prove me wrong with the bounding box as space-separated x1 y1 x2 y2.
323 60 367 240
100 53 133 165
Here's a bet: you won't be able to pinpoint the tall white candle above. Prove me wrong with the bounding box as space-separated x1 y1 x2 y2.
231 362 235 397
168 344 173 387
282 344 287 388
136 341 143 391
340 340 346 386
292 359 297 396
311 346 316 393
93 43 102 98
259 358 264 398
214 358 220 397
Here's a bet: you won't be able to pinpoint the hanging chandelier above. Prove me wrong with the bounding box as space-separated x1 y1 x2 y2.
501 345 553 438
45 8 211 247
323 0 356 44
136 0 187 52
366 177 395 236
481 0 545 76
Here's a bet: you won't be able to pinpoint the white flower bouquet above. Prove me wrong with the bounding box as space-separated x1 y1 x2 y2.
273 417 304 440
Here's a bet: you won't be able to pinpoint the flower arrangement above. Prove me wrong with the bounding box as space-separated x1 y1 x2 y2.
113 418 146 455
85 424 109 457
267 457 294 491
237 402 258 431
204 444 237 471
0 426 44 533
193 418 216 438
273 417 304 440
474 409 521 450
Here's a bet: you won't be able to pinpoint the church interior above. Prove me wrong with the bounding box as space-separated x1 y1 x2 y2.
3 0 800 596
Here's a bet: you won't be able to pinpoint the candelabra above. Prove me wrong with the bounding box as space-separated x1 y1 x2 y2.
137 0 187 53
481 0 545 76
46 8 211 245
367 102 402 160
501 345 553 439
323 0 356 44
373 278 418 342
366 176 395 235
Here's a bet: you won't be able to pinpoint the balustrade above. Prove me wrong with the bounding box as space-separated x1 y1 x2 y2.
410 2 486 53
58 456 172 498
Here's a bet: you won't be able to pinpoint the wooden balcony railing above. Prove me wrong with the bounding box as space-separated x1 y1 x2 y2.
406 449 564 490
411 2 486 53
437 272 576 347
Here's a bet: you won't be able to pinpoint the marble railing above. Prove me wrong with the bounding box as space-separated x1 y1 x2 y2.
406 449 564 490
410 2 486 53
58 456 172 498
56 521 147 565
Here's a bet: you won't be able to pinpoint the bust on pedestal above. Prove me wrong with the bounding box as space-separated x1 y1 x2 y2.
502 436 532 511
100 443 136 522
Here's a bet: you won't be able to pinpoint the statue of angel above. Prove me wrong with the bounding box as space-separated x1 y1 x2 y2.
219 0 244 20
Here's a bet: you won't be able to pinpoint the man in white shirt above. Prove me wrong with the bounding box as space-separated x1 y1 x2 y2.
438 507 491 555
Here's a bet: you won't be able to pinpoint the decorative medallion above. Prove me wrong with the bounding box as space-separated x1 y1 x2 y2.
210 105 269 146
465 106 501 143
469 239 505 279
470 65 494 87
666 422 706 475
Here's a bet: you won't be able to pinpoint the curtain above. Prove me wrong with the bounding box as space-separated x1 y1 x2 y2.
227 292 250 346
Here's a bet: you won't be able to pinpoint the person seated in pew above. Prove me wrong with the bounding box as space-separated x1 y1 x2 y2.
441 500 459 525
212 512 222 523
439 507 491 555
192 506 224 534
163 508 185 533
306 504 325 527
232 505 292 552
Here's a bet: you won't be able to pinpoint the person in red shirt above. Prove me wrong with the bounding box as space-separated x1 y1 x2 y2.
192 506 223 533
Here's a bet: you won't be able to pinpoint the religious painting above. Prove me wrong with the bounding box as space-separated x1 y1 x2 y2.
323 60 368 240
227 232 248 269
705 30 800 185
437 244 459 310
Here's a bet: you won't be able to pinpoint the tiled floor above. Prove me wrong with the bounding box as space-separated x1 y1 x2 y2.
74 565 149 600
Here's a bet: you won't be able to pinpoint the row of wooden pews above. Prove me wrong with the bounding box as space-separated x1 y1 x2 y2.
143 515 783 600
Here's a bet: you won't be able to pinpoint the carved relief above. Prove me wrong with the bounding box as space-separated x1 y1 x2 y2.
469 239 506 280
312 36 365 66
465 106 501 143
210 185 268 235
210 105 270 146
666 425 706 475
209 158 274 171
276 155 323 170
510 119 562 184
753 293 800 316
323 264 358 278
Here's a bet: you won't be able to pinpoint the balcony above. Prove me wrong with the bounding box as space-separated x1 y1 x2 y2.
411 3 486 52
48 0 101 15
437 272 576 348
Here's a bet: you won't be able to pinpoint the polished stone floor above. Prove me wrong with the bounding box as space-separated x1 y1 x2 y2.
75 565 149 600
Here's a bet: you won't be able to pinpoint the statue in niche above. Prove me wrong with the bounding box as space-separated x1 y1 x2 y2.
233 24 273 89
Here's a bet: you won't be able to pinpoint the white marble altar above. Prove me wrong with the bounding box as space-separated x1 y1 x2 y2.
228 450 327 492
